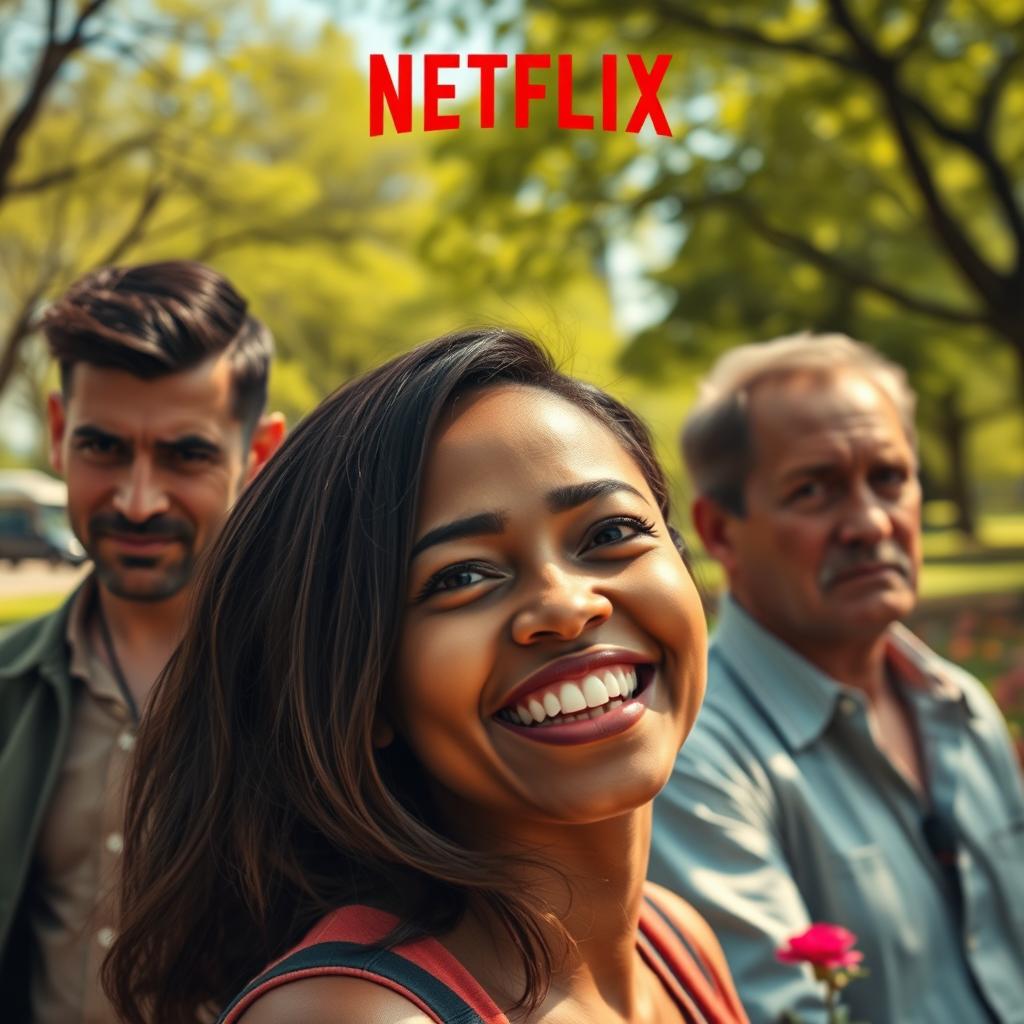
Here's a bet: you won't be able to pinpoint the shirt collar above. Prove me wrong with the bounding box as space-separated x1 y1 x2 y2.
886 620 982 719
712 594 843 751
65 573 130 709
711 594 976 752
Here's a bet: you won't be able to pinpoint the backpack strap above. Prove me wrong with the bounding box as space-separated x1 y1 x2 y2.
640 885 750 1024
217 940 491 1024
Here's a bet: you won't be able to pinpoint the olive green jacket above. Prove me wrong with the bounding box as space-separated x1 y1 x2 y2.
0 587 80 1017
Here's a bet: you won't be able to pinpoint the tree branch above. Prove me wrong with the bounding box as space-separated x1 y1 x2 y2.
46 0 59 42
978 42 1022 135
645 0 862 72
69 0 109 44
6 133 157 195
96 181 164 266
613 0 1024 284
195 221 362 260
730 196 990 327
892 0 944 62
0 277 51 398
825 0 1006 307
0 0 112 205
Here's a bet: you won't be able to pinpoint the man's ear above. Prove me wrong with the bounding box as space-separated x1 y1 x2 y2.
692 495 742 577
244 412 286 485
47 392 67 475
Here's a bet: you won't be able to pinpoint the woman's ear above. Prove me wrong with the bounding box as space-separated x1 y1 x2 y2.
372 717 395 749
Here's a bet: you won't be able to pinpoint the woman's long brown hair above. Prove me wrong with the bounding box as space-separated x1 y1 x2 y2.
104 328 682 1023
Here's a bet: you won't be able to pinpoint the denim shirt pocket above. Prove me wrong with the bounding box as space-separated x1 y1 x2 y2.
826 844 921 961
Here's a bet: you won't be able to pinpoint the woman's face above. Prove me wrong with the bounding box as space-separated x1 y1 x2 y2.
394 385 706 832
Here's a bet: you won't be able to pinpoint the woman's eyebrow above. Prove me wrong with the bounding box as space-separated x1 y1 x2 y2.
546 478 648 512
410 480 648 560
410 511 507 559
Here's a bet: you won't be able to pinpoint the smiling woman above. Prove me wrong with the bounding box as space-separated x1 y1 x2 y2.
103 329 748 1024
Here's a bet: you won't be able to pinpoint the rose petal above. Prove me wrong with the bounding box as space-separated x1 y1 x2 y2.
777 924 862 968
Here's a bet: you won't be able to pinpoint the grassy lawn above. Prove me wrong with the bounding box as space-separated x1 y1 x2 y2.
920 559 1024 600
919 510 1024 599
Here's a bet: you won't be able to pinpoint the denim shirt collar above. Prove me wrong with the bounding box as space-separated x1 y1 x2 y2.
710 593 976 753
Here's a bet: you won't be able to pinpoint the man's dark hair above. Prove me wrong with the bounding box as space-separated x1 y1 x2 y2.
42 260 273 433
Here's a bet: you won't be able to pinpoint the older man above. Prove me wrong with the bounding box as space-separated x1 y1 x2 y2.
0 261 285 1020
650 334 1024 1024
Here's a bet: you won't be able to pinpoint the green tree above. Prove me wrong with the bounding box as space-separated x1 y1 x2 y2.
1 5 627 458
0 8 439 422
387 0 1024 533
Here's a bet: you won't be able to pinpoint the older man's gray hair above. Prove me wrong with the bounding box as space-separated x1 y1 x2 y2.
682 332 917 515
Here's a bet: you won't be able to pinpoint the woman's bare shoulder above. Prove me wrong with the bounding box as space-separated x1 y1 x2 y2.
237 975 436 1024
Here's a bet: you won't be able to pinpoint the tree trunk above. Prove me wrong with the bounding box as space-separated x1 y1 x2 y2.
937 386 978 541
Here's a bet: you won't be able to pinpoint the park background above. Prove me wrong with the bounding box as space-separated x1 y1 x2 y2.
0 0 1022 752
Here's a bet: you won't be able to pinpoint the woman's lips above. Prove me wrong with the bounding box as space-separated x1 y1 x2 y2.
497 663 642 725
493 668 655 746
496 647 654 712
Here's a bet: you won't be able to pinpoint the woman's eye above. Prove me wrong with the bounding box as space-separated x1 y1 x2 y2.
584 516 657 551
416 563 498 602
435 568 485 591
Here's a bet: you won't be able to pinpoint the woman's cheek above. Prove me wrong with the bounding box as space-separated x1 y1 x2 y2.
630 551 707 728
396 610 495 727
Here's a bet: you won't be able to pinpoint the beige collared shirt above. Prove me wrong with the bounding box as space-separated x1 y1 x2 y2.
29 576 137 1024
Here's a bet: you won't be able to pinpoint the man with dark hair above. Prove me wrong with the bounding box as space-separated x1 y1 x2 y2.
650 333 1024 1024
0 260 285 1019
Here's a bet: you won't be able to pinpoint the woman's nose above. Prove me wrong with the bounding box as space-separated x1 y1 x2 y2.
510 565 613 645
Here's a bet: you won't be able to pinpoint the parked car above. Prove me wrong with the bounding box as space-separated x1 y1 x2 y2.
0 470 87 566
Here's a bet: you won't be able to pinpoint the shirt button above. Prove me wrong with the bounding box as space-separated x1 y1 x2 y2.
97 927 115 949
117 731 135 752
105 833 124 854
839 695 858 716
965 932 979 951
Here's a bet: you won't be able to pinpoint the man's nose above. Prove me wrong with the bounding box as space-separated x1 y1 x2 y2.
510 565 613 645
112 458 170 522
836 484 893 547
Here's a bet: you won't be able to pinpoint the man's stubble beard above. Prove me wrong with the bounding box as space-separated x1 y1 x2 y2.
91 547 197 603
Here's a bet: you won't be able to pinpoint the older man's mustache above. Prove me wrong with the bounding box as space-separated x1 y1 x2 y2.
818 540 915 591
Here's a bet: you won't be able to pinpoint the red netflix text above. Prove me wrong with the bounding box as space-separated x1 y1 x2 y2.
368 53 673 137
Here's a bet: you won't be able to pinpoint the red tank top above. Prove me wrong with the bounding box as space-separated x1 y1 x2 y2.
218 883 748 1024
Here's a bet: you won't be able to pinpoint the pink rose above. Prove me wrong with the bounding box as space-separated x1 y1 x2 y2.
777 923 864 970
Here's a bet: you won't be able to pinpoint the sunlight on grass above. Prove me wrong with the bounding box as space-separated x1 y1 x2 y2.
922 510 1024 560
920 561 1024 600
981 513 1024 548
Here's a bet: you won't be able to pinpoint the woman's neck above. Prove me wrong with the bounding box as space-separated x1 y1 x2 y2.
442 806 659 1021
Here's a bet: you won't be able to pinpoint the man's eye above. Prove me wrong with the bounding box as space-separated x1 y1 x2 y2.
174 448 213 463
78 437 124 457
584 516 657 551
789 481 825 503
874 467 908 488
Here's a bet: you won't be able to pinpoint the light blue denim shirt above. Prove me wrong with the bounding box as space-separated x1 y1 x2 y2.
650 595 1024 1024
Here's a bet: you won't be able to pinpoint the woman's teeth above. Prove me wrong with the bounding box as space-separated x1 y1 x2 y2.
499 666 640 727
